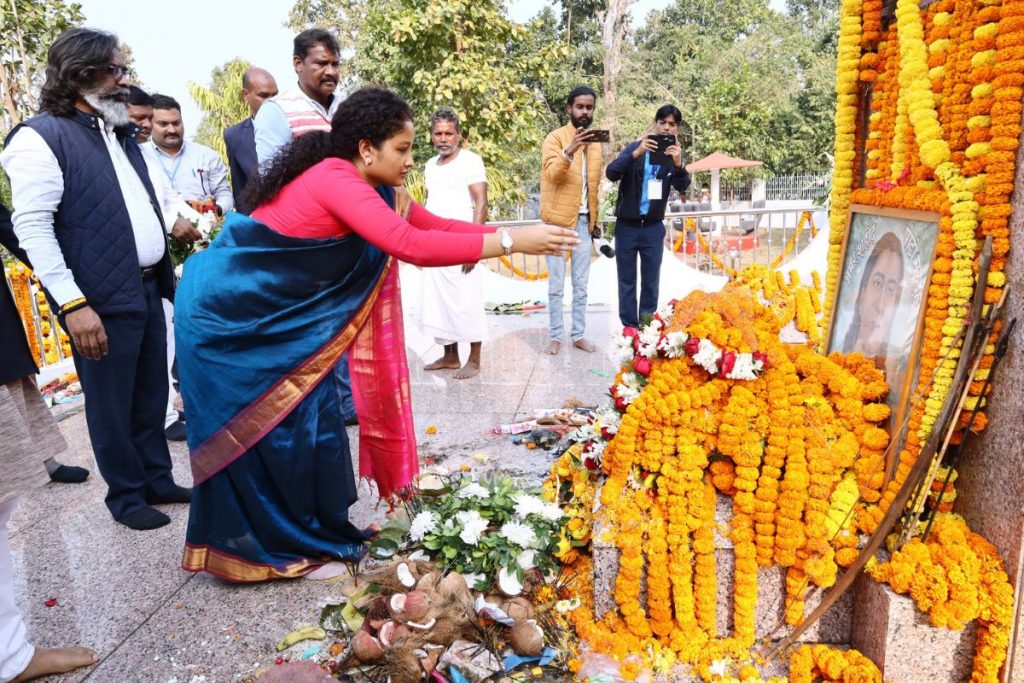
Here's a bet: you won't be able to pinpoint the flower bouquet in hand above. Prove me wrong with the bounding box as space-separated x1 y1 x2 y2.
170 197 224 271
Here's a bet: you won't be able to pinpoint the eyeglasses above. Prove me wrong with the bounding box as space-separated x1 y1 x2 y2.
104 63 128 79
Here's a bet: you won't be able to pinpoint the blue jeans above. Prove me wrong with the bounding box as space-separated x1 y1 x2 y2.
547 214 592 342
614 220 665 328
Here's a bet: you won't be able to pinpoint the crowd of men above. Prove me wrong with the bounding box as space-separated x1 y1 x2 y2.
0 22 692 681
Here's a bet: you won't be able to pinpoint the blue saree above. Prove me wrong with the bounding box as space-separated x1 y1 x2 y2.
176 209 392 581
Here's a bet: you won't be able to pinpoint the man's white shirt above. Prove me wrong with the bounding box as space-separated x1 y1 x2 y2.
1 124 167 307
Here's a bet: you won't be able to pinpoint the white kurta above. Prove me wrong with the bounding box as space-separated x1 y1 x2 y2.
417 149 489 344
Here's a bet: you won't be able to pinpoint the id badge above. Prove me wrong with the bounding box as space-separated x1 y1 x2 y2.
647 178 664 199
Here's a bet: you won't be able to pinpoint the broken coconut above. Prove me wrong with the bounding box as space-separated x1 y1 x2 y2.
497 566 523 597
396 562 417 588
509 619 545 657
350 630 385 663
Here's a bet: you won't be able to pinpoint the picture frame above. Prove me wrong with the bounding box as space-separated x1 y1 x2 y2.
824 204 941 478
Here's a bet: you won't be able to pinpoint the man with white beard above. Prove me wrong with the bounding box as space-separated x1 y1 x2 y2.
1 28 190 532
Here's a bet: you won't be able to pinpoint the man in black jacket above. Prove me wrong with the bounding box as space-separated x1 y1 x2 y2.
224 68 278 213
0 29 189 530
605 104 690 329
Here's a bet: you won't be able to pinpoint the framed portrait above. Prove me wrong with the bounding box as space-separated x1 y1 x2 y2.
825 204 940 475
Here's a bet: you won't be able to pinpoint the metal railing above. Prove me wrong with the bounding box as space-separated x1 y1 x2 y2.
483 206 824 279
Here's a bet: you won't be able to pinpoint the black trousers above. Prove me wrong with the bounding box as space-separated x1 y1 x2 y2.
67 277 176 519
614 220 666 328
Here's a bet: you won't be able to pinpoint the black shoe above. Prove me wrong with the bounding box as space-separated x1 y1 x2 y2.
146 484 193 505
48 464 90 484
117 506 171 530
165 420 188 441
345 414 359 427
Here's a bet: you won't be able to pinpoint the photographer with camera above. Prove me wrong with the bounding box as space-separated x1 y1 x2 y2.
605 104 690 330
540 85 606 355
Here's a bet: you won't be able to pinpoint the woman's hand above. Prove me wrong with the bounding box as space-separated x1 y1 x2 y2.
513 224 581 256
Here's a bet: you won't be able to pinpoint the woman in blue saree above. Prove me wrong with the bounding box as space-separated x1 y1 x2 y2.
175 88 579 582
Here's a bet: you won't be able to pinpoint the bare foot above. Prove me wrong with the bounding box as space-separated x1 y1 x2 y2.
12 646 97 681
573 338 597 353
304 561 349 581
424 356 460 371
454 361 480 379
545 340 561 355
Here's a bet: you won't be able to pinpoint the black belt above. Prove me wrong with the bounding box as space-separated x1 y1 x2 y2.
141 266 158 280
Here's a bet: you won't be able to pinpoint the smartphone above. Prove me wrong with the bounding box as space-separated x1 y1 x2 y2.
648 133 677 152
587 129 611 143
648 133 677 165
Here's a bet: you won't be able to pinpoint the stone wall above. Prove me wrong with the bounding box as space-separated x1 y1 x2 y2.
953 101 1024 683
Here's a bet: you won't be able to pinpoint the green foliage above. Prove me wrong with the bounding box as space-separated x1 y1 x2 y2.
0 0 84 131
623 0 838 175
393 474 565 589
187 58 252 165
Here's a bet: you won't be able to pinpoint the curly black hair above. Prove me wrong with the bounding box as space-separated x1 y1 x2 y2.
39 28 120 117
243 87 414 211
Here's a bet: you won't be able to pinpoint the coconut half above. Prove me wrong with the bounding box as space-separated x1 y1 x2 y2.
350 630 385 663
509 619 545 657
396 562 417 588
497 566 523 597
378 620 397 647
406 617 437 630
390 593 407 614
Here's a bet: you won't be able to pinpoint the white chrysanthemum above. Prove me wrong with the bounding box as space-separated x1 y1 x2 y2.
500 520 537 549
513 494 546 518
693 338 721 374
569 422 596 444
598 409 620 434
616 382 640 405
517 549 537 570
613 334 636 364
637 323 662 358
709 659 728 677
658 331 688 358
409 511 439 542
727 354 758 381
539 502 565 521
455 510 488 546
457 482 489 499
656 302 676 321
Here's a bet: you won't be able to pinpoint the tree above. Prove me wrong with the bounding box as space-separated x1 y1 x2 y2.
187 58 252 165
597 0 636 139
0 0 84 132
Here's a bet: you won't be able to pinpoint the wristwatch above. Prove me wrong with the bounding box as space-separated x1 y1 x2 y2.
501 229 514 256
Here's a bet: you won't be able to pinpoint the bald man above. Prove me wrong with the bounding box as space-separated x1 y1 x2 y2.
224 67 278 212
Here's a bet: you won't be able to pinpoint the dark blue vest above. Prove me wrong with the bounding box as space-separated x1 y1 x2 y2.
5 109 174 315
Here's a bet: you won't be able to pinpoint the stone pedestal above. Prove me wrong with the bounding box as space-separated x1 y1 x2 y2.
593 493 852 644
850 573 976 682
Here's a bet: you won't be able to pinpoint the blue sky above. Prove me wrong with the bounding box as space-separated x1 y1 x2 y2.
74 0 783 140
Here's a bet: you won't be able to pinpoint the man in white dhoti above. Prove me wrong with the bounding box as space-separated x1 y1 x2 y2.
419 108 489 379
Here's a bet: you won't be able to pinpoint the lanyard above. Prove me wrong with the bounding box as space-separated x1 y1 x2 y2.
157 144 185 184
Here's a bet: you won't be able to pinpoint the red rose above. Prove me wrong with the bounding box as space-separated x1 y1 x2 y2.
684 337 701 356
633 356 653 377
753 351 768 367
614 395 628 412
583 455 599 471
719 351 737 376
622 326 639 339
600 426 614 441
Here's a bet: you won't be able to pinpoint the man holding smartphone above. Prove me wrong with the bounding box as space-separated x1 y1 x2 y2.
605 104 690 330
540 85 605 355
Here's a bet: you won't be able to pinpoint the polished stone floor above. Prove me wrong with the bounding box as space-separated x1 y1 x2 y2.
10 302 619 682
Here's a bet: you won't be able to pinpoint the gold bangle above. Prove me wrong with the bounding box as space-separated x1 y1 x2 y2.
60 297 88 314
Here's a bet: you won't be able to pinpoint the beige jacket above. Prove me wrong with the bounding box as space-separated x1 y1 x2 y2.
540 122 603 232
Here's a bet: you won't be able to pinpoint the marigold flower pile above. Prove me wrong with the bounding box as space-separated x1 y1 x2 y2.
548 272 896 678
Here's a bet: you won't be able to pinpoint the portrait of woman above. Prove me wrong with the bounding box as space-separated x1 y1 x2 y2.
828 205 939 452
841 231 905 383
